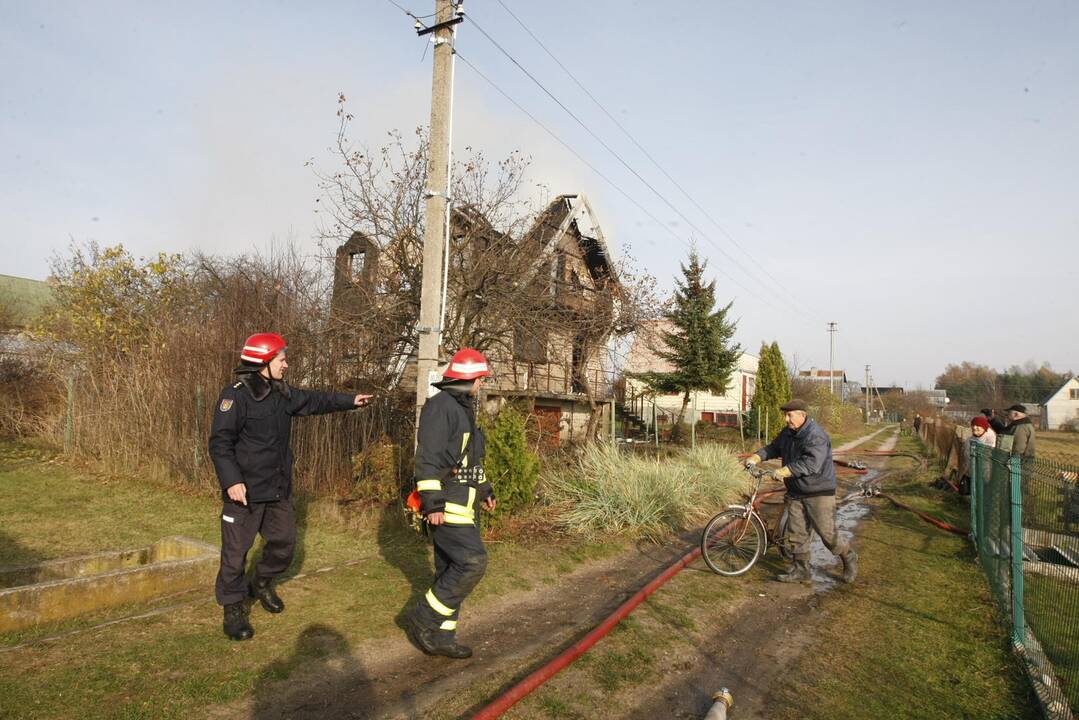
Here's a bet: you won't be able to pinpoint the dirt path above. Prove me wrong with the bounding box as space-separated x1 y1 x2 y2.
609 451 901 719
208 539 698 719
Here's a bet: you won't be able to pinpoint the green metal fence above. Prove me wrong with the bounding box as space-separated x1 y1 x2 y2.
971 443 1079 719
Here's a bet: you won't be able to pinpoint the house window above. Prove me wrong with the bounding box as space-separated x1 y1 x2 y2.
349 250 365 283
1071 388 1079 400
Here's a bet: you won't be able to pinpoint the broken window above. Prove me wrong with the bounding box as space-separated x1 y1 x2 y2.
349 250 366 284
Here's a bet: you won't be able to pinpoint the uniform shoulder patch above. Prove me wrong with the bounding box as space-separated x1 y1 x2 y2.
219 399 234 412
233 381 243 389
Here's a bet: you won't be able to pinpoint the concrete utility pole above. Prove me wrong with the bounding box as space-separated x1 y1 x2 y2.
865 364 871 421
827 322 838 395
414 0 461 425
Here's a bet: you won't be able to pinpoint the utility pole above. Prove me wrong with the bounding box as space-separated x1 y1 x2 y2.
865 364 871 422
414 0 463 426
827 322 838 395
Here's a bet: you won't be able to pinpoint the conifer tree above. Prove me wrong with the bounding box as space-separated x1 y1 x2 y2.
750 341 791 439
630 250 740 439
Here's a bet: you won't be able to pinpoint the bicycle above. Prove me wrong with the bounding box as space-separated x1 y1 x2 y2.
700 466 794 576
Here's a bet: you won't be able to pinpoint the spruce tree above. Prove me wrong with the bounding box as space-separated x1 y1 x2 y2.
630 250 741 440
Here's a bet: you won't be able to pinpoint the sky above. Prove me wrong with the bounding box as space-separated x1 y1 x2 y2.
2 0 1077 388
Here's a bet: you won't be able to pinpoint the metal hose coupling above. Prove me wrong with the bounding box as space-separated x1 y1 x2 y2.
704 688 734 720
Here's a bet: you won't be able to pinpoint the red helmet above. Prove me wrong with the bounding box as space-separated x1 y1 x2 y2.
442 348 490 380
240 333 287 365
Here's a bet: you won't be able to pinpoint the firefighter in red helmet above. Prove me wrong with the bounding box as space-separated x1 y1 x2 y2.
406 348 496 658
208 333 372 641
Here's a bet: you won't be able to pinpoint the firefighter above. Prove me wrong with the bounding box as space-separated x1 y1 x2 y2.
406 348 496 659
209 332 371 641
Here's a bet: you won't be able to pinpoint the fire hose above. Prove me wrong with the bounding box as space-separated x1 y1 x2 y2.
471 489 782 719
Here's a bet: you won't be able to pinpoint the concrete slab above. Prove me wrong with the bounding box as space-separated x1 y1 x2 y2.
0 536 217 633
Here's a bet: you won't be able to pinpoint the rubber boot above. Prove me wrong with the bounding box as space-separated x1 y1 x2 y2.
777 558 811 584
223 602 254 641
433 635 473 660
405 610 441 656
841 550 858 584
249 576 285 614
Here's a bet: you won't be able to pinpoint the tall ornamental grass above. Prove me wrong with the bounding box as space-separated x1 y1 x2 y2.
544 443 748 541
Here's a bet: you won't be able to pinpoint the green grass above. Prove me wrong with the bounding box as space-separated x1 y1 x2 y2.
769 443 1039 720
0 439 627 720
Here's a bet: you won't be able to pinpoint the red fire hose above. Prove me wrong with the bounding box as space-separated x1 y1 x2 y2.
471 487 783 719
879 494 968 536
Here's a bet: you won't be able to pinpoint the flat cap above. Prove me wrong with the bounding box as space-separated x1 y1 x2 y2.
780 399 809 412
1005 404 1027 413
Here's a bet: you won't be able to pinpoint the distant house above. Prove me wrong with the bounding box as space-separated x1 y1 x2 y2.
926 389 949 408
622 319 757 427
797 367 860 402
1041 377 1079 430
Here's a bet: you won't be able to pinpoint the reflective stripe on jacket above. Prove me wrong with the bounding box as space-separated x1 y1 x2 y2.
414 388 492 521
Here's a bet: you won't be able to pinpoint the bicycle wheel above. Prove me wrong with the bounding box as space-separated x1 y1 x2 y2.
701 508 767 576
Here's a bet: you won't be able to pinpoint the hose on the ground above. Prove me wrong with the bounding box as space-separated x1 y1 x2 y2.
878 493 969 536
471 485 781 718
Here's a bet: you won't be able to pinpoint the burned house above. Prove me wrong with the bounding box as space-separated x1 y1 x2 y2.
330 194 621 445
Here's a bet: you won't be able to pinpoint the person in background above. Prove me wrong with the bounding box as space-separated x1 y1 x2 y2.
962 416 997 496
971 415 997 448
981 408 1007 435
1003 404 1036 460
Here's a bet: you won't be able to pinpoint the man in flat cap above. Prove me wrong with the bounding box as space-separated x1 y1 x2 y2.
745 399 858 584
1002 404 1036 460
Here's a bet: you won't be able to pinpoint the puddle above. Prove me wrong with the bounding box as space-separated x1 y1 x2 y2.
807 469 877 592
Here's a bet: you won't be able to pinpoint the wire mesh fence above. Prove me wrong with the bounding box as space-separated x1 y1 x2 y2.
971 442 1079 719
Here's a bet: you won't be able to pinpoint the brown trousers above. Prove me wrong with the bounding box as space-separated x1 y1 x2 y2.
785 494 850 561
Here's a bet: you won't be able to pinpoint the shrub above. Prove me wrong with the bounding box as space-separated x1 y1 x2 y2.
544 443 746 541
482 403 539 519
349 435 402 505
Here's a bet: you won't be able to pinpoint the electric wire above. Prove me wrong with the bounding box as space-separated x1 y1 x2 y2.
490 0 809 313
453 49 781 310
464 13 815 322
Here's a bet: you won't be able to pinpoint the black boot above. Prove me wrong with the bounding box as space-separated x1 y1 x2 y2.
405 611 440 655
841 550 858 583
777 559 812 583
432 638 473 660
223 602 254 641
249 577 285 614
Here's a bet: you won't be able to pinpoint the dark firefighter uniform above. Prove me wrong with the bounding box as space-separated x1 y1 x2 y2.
208 371 357 606
410 386 494 646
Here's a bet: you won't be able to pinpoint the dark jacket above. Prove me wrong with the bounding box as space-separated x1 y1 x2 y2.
754 418 837 498
414 387 493 523
1004 417 1036 459
988 416 1007 434
208 372 356 503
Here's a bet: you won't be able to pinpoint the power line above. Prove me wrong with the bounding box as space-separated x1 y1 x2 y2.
490 0 807 312
464 12 815 322
453 49 781 311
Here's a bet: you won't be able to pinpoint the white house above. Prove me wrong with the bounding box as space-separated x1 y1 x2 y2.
623 320 757 426
1041 377 1079 430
